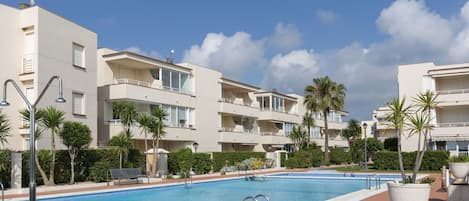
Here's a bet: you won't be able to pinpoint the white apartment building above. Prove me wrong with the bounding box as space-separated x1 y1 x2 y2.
0 4 98 151
367 62 469 156
96 49 349 153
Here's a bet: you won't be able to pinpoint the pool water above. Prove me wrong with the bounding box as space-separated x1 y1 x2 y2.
271 173 402 179
38 178 389 201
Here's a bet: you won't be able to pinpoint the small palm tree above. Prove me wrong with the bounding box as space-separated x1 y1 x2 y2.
302 111 315 146
0 110 11 146
109 132 133 169
149 105 167 177
289 126 307 151
407 113 429 183
137 113 153 174
385 98 411 181
304 76 346 164
113 101 137 137
342 119 362 147
40 106 65 186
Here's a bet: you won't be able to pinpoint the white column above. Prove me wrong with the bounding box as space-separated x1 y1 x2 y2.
269 96 272 111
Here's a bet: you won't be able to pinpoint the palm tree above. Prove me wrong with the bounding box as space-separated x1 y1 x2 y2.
342 119 362 147
20 109 50 185
137 113 153 174
149 105 167 177
407 113 429 183
385 98 411 181
289 126 307 151
109 132 133 169
409 90 438 183
0 110 10 146
40 106 64 186
302 111 315 146
304 76 346 164
113 101 137 137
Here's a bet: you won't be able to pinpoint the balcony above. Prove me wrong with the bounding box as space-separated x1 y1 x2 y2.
108 121 196 141
219 98 259 117
436 89 469 106
219 127 260 144
106 81 195 108
258 109 300 123
260 133 291 145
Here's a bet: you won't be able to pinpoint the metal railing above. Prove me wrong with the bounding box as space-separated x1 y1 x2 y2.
260 131 285 136
437 122 469 127
436 88 469 95
114 79 194 96
242 194 270 201
1 182 4 201
219 98 258 108
184 171 193 189
219 127 257 134
365 175 381 190
22 53 33 73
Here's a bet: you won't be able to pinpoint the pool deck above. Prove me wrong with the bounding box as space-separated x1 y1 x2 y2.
362 174 447 201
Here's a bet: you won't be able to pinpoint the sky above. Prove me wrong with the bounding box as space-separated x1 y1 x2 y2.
2 0 469 120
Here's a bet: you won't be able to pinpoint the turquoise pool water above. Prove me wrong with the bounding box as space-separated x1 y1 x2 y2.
37 178 390 201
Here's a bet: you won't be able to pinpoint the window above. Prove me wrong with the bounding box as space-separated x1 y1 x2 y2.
161 68 191 93
72 43 85 68
72 92 85 115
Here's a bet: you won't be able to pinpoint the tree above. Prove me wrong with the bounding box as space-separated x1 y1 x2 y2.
112 101 137 137
40 106 65 186
20 109 50 185
59 121 92 184
149 105 168 177
342 119 362 147
289 126 307 151
408 90 438 183
0 110 10 146
304 76 346 164
136 113 153 174
302 111 315 146
109 132 133 169
350 138 384 162
385 98 411 181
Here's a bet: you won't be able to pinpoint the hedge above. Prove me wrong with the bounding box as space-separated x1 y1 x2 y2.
0 150 11 188
373 150 449 171
280 152 287 167
384 138 398 151
329 148 351 165
21 148 143 187
168 152 213 175
286 149 322 169
212 152 265 171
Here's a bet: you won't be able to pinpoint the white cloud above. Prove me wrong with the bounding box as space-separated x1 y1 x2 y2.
124 46 162 59
316 9 338 24
183 32 265 78
269 23 302 51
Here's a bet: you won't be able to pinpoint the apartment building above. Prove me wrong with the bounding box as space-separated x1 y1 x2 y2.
0 4 98 151
361 106 396 141
97 49 349 153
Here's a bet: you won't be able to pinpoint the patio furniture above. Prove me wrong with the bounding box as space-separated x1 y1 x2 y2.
108 168 150 186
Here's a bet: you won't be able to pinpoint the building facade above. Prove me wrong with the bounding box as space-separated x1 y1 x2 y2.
0 4 98 151
96 49 349 153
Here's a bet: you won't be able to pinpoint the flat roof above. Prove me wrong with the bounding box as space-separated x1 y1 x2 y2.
102 51 192 72
254 91 298 101
220 77 261 91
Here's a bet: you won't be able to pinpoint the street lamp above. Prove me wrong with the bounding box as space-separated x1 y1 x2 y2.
1 76 65 201
362 122 368 170
193 142 199 153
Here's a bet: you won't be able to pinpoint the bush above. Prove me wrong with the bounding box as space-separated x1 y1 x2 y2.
212 152 265 172
280 152 287 167
384 138 398 151
286 151 312 168
167 152 180 175
311 148 322 167
193 153 212 174
329 148 351 165
0 150 11 188
449 155 469 162
373 150 449 171
350 138 384 163
89 161 112 182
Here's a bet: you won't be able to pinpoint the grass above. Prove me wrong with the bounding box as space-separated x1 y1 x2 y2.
326 164 441 173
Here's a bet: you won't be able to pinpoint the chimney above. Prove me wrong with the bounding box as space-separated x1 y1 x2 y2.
166 49 175 64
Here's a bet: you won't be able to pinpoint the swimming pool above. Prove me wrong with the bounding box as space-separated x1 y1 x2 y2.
34 176 394 201
270 172 402 180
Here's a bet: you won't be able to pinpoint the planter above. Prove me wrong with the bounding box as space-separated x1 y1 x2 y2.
387 183 431 201
449 162 469 184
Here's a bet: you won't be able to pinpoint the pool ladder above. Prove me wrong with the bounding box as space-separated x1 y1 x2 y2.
365 174 381 190
184 172 193 189
1 182 4 201
242 194 270 201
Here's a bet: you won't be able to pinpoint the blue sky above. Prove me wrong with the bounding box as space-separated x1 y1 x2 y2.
2 0 469 120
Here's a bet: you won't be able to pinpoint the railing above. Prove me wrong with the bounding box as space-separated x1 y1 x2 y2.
108 119 194 129
22 53 33 73
115 79 151 88
365 175 381 190
219 127 257 134
260 132 285 136
219 98 257 108
437 122 469 127
114 79 194 96
436 88 469 95
458 151 469 156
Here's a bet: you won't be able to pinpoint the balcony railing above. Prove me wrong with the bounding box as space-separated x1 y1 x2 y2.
260 131 286 136
459 151 469 156
108 119 194 129
22 53 33 73
437 122 469 127
219 127 257 134
114 78 194 95
436 88 469 95
219 97 257 107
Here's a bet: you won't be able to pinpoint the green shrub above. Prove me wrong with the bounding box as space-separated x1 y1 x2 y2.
212 152 265 172
419 177 435 184
89 161 112 182
373 150 449 171
286 151 313 168
193 153 212 174
285 157 300 169
167 152 180 175
311 148 322 167
350 138 384 163
384 138 398 151
449 155 469 162
330 148 351 165
280 152 287 167
0 150 11 188
177 148 193 178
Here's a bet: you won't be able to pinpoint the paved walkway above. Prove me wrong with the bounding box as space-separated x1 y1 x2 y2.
363 174 447 201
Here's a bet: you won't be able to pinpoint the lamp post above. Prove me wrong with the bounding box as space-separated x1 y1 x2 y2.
362 122 368 170
193 142 199 153
0 76 65 201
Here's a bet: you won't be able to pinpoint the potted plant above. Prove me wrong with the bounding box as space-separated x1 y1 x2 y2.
385 91 437 201
448 156 469 184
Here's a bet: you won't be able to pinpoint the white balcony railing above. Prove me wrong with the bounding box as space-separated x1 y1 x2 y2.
115 79 151 88
459 151 469 156
114 78 194 96
219 127 257 134
219 97 257 107
260 131 286 136
108 119 194 129
437 122 469 127
436 88 469 95
22 53 33 73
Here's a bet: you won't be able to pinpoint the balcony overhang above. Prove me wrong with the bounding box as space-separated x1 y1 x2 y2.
254 91 297 102
102 51 192 72
429 65 469 78
432 135 469 141
220 77 260 92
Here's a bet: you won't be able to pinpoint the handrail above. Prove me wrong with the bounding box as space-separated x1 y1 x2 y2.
242 196 256 201
254 194 270 201
365 175 381 190
1 182 4 201
184 170 192 189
